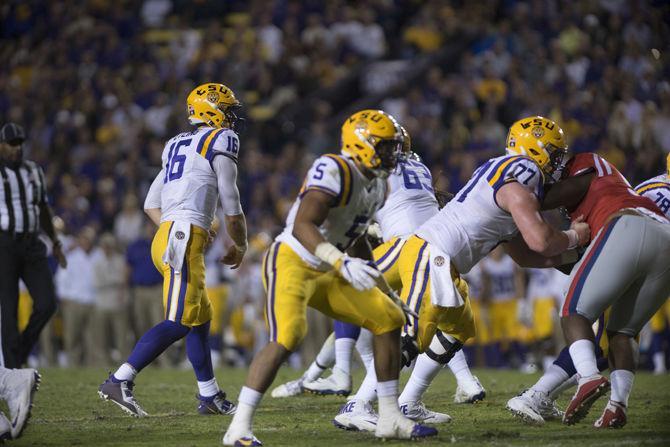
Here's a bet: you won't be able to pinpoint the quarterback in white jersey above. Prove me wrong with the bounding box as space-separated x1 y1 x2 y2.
224 110 437 446
99 83 247 419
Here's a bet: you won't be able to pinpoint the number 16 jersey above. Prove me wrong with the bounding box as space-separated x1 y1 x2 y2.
158 125 240 230
416 154 544 274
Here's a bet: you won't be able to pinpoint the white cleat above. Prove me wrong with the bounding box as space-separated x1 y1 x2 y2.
332 399 378 432
0 412 11 441
375 413 438 440
507 389 562 425
303 367 351 396
270 378 303 398
454 376 486 404
399 400 451 424
222 428 262 446
2 368 40 439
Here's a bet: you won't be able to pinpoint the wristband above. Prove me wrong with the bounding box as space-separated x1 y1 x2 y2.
314 242 345 268
563 229 579 250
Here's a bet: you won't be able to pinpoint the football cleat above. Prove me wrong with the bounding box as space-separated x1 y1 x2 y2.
332 399 378 432
0 412 10 441
507 389 550 425
1 368 40 439
197 391 236 415
303 367 351 396
594 400 627 429
399 400 451 424
270 378 303 398
375 413 438 440
563 375 610 425
223 430 262 446
454 376 486 404
98 374 148 418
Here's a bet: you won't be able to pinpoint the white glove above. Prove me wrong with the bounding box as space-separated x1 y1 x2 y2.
339 256 381 291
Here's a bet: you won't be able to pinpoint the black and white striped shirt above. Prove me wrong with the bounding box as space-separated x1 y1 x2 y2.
0 160 47 233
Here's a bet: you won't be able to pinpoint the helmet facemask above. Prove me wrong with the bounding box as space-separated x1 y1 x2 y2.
370 138 402 178
544 143 568 182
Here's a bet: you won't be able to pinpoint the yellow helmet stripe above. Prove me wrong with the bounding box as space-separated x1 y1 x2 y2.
635 182 670 194
487 155 524 186
198 128 226 159
324 154 353 207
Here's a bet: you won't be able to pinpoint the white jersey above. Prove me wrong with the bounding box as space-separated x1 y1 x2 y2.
526 268 562 302
276 154 386 270
462 261 484 300
157 126 240 229
480 254 518 302
635 174 670 218
375 158 439 241
417 154 544 273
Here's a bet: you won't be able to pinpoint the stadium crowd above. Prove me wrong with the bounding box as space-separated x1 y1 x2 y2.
2 0 669 371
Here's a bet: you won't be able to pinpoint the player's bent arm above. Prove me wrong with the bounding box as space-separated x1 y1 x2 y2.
144 169 164 226
497 182 579 257
212 155 247 250
504 234 577 268
541 172 594 211
293 189 335 254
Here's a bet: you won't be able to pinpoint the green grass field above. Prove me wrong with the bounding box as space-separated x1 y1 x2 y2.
9 367 670 446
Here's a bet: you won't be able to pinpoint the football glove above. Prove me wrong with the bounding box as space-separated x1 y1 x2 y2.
339 257 381 291
401 333 420 367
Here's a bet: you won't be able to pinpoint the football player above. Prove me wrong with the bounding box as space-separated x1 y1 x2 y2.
552 151 670 428
394 116 591 414
507 155 670 426
99 83 248 417
223 110 437 446
635 154 670 375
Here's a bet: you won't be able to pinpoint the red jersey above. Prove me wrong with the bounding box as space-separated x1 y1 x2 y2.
564 153 664 235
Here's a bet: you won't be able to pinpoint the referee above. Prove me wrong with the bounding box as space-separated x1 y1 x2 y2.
0 122 66 368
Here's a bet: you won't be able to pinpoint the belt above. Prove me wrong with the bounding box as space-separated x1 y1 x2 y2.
0 230 38 239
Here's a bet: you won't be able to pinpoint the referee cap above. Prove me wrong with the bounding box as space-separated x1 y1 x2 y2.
0 123 26 144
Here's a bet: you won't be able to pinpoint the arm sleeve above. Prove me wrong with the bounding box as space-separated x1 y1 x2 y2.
211 154 243 216
144 170 164 210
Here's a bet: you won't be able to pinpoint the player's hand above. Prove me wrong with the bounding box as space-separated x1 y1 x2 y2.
570 215 590 246
220 243 246 269
205 229 217 250
53 240 67 269
338 256 381 291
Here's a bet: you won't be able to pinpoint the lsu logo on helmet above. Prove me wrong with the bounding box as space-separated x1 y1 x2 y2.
341 109 402 178
187 83 242 130
506 116 567 180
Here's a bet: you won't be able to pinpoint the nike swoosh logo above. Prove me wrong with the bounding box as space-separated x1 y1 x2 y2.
11 405 19 427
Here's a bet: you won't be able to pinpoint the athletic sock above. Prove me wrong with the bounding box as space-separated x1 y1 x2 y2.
553 345 578 376
532 363 570 394
304 332 336 382
113 363 138 383
610 369 634 407
334 337 356 376
548 373 578 400
229 386 263 433
353 364 378 403
447 350 475 386
398 353 442 403
356 329 375 371
568 339 599 378
197 377 220 398
377 380 401 418
186 321 214 382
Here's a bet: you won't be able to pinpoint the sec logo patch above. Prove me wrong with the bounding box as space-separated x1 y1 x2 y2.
434 256 445 266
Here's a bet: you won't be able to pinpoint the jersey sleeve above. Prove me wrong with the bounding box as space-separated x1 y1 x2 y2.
489 156 544 199
299 155 353 206
204 129 240 165
635 180 670 217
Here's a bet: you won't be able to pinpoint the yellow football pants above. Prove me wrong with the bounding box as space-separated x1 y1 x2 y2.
151 221 212 327
489 299 519 342
532 297 556 341
468 299 491 345
650 299 670 333
262 242 405 351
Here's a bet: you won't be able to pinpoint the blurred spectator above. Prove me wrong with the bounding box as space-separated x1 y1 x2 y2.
125 221 166 363
114 193 144 247
92 233 130 366
57 227 97 366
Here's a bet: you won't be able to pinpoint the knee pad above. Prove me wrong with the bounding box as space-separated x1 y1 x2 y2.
426 331 463 365
401 333 419 367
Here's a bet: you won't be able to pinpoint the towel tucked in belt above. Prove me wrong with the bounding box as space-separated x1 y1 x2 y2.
428 245 464 308
162 221 191 273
